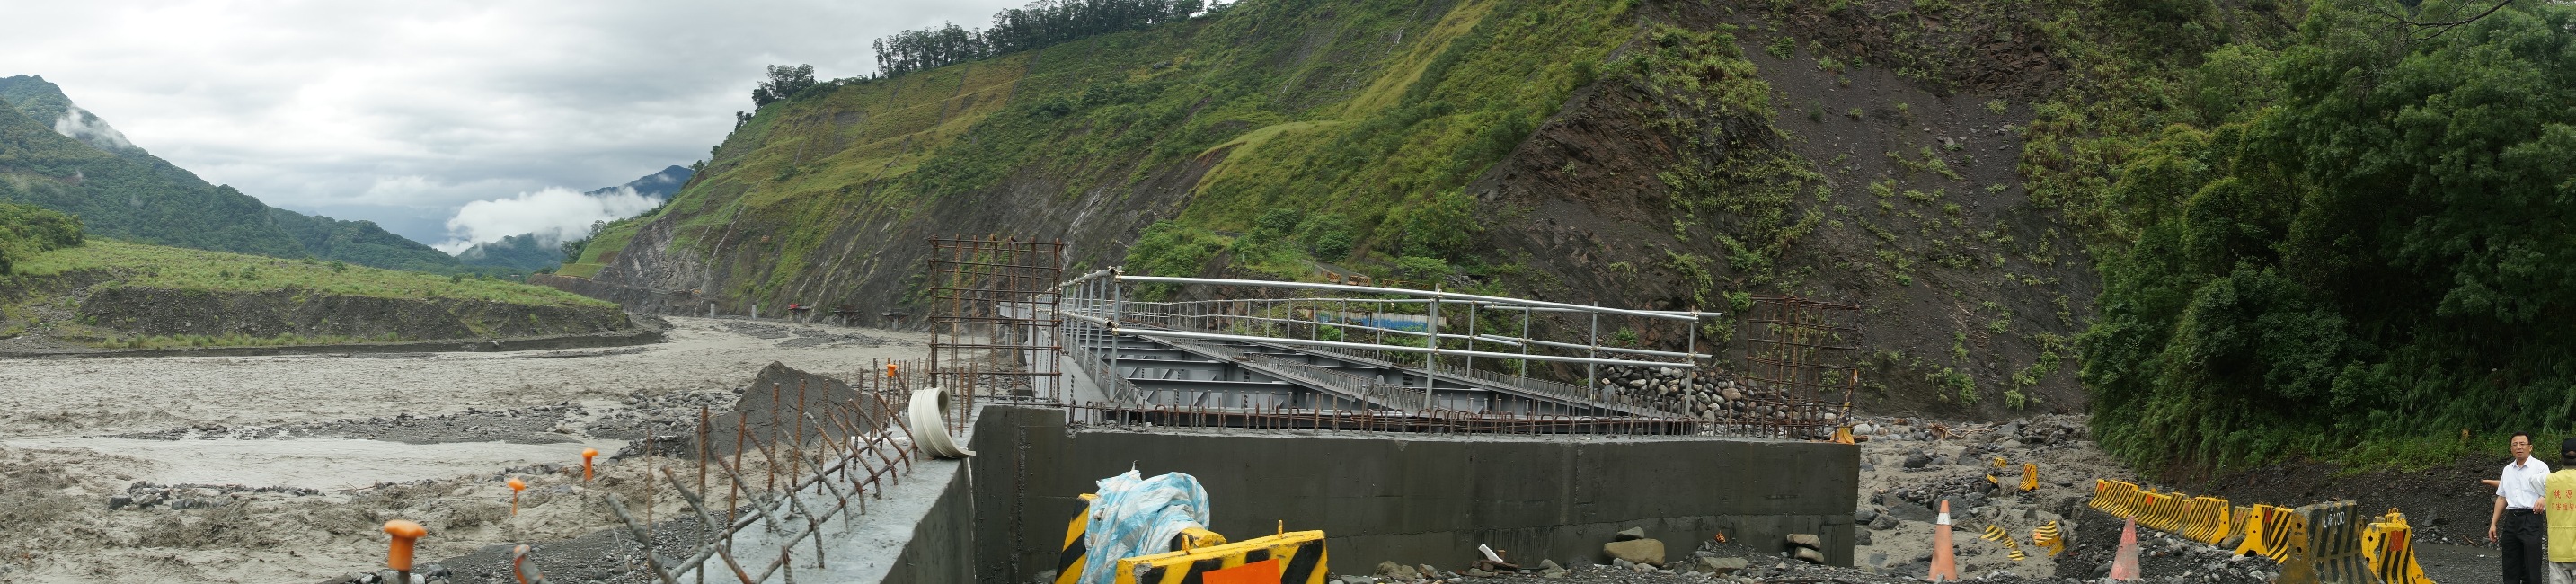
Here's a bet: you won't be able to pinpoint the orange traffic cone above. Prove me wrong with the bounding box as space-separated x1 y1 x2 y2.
2109 518 2143 580
1929 500 1961 581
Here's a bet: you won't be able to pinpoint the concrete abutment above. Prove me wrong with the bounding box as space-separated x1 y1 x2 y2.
869 405 1858 582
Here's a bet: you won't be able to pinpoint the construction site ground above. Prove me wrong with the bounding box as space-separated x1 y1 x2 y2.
0 316 2525 584
0 316 916 583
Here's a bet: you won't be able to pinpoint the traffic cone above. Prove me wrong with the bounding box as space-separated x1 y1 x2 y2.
2109 518 2143 580
1929 500 1961 581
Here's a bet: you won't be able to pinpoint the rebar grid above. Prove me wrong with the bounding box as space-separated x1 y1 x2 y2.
927 235 1065 404
593 358 939 584
1738 295 1863 435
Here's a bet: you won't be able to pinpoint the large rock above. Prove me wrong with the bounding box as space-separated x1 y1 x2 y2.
1794 547 1828 564
1695 556 1748 575
1615 526 1648 541
1786 534 1822 550
1605 538 1667 566
1373 561 1419 580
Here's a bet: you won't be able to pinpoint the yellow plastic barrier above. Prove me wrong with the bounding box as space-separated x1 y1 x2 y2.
2178 496 2235 544
1116 530 1329 584
2019 463 2040 492
2085 477 2434 584
1980 524 2028 561
2032 520 2065 557
2234 504 2294 562
2360 509 2435 584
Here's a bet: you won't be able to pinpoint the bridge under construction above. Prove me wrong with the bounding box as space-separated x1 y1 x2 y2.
556 236 1863 583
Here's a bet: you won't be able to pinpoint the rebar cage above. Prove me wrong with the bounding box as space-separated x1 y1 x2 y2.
1739 295 1862 436
925 235 1065 405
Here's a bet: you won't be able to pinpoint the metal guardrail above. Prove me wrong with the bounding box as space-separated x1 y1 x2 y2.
1062 324 1140 402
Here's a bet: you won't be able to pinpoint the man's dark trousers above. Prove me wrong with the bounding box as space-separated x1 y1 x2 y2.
2506 509 2546 584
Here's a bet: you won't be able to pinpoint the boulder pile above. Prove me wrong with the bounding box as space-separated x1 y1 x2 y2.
1593 365 1841 437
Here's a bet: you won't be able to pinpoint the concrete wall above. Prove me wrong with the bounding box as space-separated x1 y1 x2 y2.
965 405 1856 582
883 458 978 582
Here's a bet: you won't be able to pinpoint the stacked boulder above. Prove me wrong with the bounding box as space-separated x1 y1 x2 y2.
1594 366 1838 435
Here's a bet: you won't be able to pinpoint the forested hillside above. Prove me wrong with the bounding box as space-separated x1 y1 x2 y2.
2073 2 2576 468
0 75 468 273
566 0 2576 466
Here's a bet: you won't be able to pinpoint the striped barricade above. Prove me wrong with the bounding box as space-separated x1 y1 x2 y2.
2235 504 2295 562
2279 501 2378 584
1055 502 1230 584
2091 480 2147 518
1981 524 2028 561
2359 509 2433 584
1115 530 1330 584
2032 520 2065 557
2138 490 2189 534
2178 496 2235 544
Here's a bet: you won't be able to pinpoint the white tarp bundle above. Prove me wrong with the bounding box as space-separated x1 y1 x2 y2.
1077 470 1212 584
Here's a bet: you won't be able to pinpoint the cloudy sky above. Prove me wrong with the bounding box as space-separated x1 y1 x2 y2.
3 0 1024 250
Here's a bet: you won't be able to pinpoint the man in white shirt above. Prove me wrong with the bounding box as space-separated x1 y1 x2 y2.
2496 432 2551 584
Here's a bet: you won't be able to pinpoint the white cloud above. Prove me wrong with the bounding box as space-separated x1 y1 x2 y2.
434 187 663 253
52 105 135 151
4 0 1027 243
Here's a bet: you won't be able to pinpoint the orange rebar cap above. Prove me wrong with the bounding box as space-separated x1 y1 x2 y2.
508 477 526 491
384 519 427 571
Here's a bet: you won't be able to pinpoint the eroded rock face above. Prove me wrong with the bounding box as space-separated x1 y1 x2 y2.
80 286 633 341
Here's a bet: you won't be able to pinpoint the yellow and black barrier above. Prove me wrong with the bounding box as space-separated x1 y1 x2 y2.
2088 481 2431 584
2178 496 2235 544
2032 520 2065 557
2020 463 2040 493
2235 504 2296 562
1981 524 2028 561
1115 530 1329 584
2279 501 2377 584
1056 511 1089 584
2361 509 2434 584
1056 512 1232 584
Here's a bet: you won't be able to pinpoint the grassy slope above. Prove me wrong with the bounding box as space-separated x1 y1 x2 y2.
573 0 1634 287
16 239 608 307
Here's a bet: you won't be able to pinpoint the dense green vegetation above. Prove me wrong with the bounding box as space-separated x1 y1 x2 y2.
579 0 1635 295
872 0 1210 75
0 202 81 275
13 239 609 306
0 75 477 275
2067 0 2576 469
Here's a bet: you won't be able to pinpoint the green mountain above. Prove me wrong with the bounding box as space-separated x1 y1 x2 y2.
562 0 2576 467
0 75 465 273
456 234 562 272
